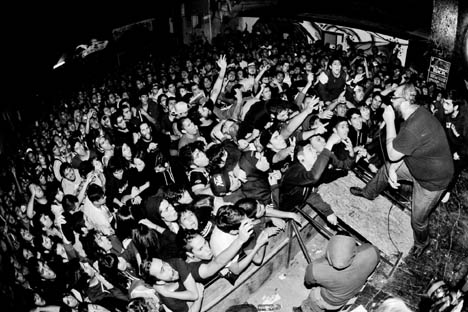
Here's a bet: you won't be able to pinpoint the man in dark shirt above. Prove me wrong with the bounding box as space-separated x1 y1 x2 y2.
350 83 454 257
294 232 379 312
142 257 202 312
438 92 468 202
111 110 134 147
280 132 347 225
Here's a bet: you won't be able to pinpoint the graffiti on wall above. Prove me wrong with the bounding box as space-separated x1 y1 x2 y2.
300 21 409 66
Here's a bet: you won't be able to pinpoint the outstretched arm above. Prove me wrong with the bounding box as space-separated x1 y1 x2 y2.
198 220 254 279
210 55 228 104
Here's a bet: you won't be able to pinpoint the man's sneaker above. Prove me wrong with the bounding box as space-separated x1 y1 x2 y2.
350 187 371 199
441 192 450 203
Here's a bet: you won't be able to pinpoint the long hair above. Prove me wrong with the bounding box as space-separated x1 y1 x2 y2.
98 253 131 292
132 224 161 261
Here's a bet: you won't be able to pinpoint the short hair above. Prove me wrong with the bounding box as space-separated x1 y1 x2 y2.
206 144 227 173
179 229 200 252
259 129 274 148
179 141 206 169
107 156 126 173
110 111 123 127
141 259 156 285
59 162 73 177
176 117 189 133
294 140 310 159
215 205 246 233
399 83 417 104
346 108 361 121
267 99 290 116
78 160 93 178
137 87 150 98
87 184 105 203
375 298 412 312
329 56 343 66
235 198 258 218
445 89 464 108
62 194 79 213
127 297 161 312
332 116 348 129
153 149 167 168
159 184 190 203
68 137 82 152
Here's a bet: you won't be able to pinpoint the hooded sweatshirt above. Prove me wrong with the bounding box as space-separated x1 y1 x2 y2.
304 235 380 306
239 151 272 205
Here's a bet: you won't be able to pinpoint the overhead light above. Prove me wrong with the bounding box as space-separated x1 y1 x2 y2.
53 54 66 69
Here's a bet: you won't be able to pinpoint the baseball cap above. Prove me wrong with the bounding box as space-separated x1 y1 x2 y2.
210 171 231 196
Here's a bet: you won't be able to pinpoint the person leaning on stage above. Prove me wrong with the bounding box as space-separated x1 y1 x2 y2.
280 131 355 226
293 232 380 312
349 83 454 258
180 218 260 284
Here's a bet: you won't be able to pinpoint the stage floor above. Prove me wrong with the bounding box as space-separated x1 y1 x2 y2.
317 171 414 259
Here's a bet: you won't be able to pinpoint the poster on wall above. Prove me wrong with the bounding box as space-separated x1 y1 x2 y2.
427 56 451 89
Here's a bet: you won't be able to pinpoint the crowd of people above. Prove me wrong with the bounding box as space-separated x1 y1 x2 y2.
0 23 467 312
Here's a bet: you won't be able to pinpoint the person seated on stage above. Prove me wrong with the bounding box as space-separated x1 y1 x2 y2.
235 197 302 231
209 205 277 275
294 232 380 312
180 218 265 284
141 257 203 312
280 132 352 225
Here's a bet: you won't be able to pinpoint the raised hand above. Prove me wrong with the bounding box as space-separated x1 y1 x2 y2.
305 95 320 112
318 109 334 120
217 54 227 70
29 184 37 197
342 137 353 153
327 132 342 146
238 219 254 243
268 170 282 186
313 122 328 135
353 73 365 84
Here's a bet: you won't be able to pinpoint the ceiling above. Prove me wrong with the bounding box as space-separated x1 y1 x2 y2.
3 0 435 110
242 0 433 39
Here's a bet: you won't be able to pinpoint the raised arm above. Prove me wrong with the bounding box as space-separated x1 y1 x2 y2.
280 95 319 139
210 55 228 104
295 73 314 109
198 219 254 279
228 229 270 275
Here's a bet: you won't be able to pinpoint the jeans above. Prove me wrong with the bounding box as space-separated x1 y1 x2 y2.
361 162 444 248
300 287 343 312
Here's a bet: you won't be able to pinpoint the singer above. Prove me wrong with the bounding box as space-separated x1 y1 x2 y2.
349 83 454 257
